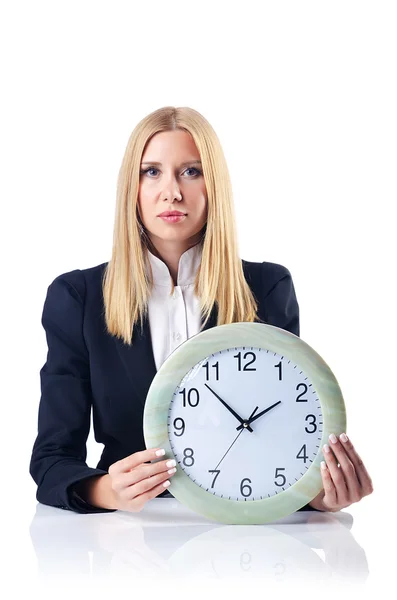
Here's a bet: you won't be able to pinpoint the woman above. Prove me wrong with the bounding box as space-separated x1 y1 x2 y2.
29 106 373 514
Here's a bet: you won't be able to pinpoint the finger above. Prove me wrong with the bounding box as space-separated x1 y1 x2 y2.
114 459 177 491
123 471 173 502
129 480 173 512
322 443 349 503
338 433 374 496
320 460 337 508
135 457 177 483
327 434 361 501
113 448 166 474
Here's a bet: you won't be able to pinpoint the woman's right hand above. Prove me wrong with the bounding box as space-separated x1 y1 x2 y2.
107 448 177 512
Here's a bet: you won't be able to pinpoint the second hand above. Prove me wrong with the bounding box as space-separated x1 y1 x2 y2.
215 406 259 470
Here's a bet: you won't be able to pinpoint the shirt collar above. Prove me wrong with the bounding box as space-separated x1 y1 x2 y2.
146 242 203 286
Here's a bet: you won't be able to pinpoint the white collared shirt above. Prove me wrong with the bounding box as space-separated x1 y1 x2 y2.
146 242 203 371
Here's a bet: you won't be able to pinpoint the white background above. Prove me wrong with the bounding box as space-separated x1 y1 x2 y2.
1 0 395 596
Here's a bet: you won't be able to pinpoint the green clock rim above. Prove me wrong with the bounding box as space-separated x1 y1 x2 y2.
143 322 346 524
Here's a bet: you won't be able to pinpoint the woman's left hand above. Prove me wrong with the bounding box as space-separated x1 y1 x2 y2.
308 433 374 512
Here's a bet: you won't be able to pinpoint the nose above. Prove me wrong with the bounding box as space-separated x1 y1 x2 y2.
160 171 182 201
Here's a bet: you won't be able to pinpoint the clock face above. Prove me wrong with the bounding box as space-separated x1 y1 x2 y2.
144 322 346 524
167 346 323 502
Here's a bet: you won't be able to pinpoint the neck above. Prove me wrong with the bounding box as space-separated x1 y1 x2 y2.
146 234 203 286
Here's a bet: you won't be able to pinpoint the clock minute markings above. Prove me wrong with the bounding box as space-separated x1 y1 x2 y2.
171 352 322 503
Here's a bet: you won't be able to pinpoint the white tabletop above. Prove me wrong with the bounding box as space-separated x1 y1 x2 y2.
7 495 380 599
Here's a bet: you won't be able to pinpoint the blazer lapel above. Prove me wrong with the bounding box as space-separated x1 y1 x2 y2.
112 260 262 408
114 304 219 408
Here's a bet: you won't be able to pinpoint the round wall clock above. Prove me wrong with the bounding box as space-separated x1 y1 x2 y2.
143 323 346 524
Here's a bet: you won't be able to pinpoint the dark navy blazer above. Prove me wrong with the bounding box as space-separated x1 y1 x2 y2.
30 258 319 514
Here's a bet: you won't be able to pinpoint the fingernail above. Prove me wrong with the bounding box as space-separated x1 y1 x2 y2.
329 433 338 444
323 444 330 453
321 461 327 470
166 459 176 468
163 480 170 488
340 433 348 443
155 449 165 456
168 467 177 475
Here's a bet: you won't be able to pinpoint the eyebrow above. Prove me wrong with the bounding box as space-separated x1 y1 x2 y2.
140 160 202 167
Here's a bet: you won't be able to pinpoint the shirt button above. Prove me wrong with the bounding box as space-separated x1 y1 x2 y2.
174 332 181 340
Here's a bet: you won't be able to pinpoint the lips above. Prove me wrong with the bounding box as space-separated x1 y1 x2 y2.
158 211 187 217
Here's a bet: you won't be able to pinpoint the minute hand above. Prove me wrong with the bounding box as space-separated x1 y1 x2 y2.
204 383 254 433
236 400 282 431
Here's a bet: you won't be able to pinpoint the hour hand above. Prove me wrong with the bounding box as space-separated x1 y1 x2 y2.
236 400 282 431
204 383 254 433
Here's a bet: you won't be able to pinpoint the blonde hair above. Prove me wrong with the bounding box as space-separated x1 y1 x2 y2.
102 106 264 345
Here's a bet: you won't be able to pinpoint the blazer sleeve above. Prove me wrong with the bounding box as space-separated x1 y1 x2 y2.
263 264 322 512
29 271 116 514
262 264 300 337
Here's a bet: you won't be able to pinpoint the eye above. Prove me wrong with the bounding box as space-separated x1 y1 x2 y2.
184 167 202 177
140 167 159 177
139 166 202 178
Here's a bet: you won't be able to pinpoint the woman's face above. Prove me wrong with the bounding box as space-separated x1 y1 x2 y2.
137 130 208 248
